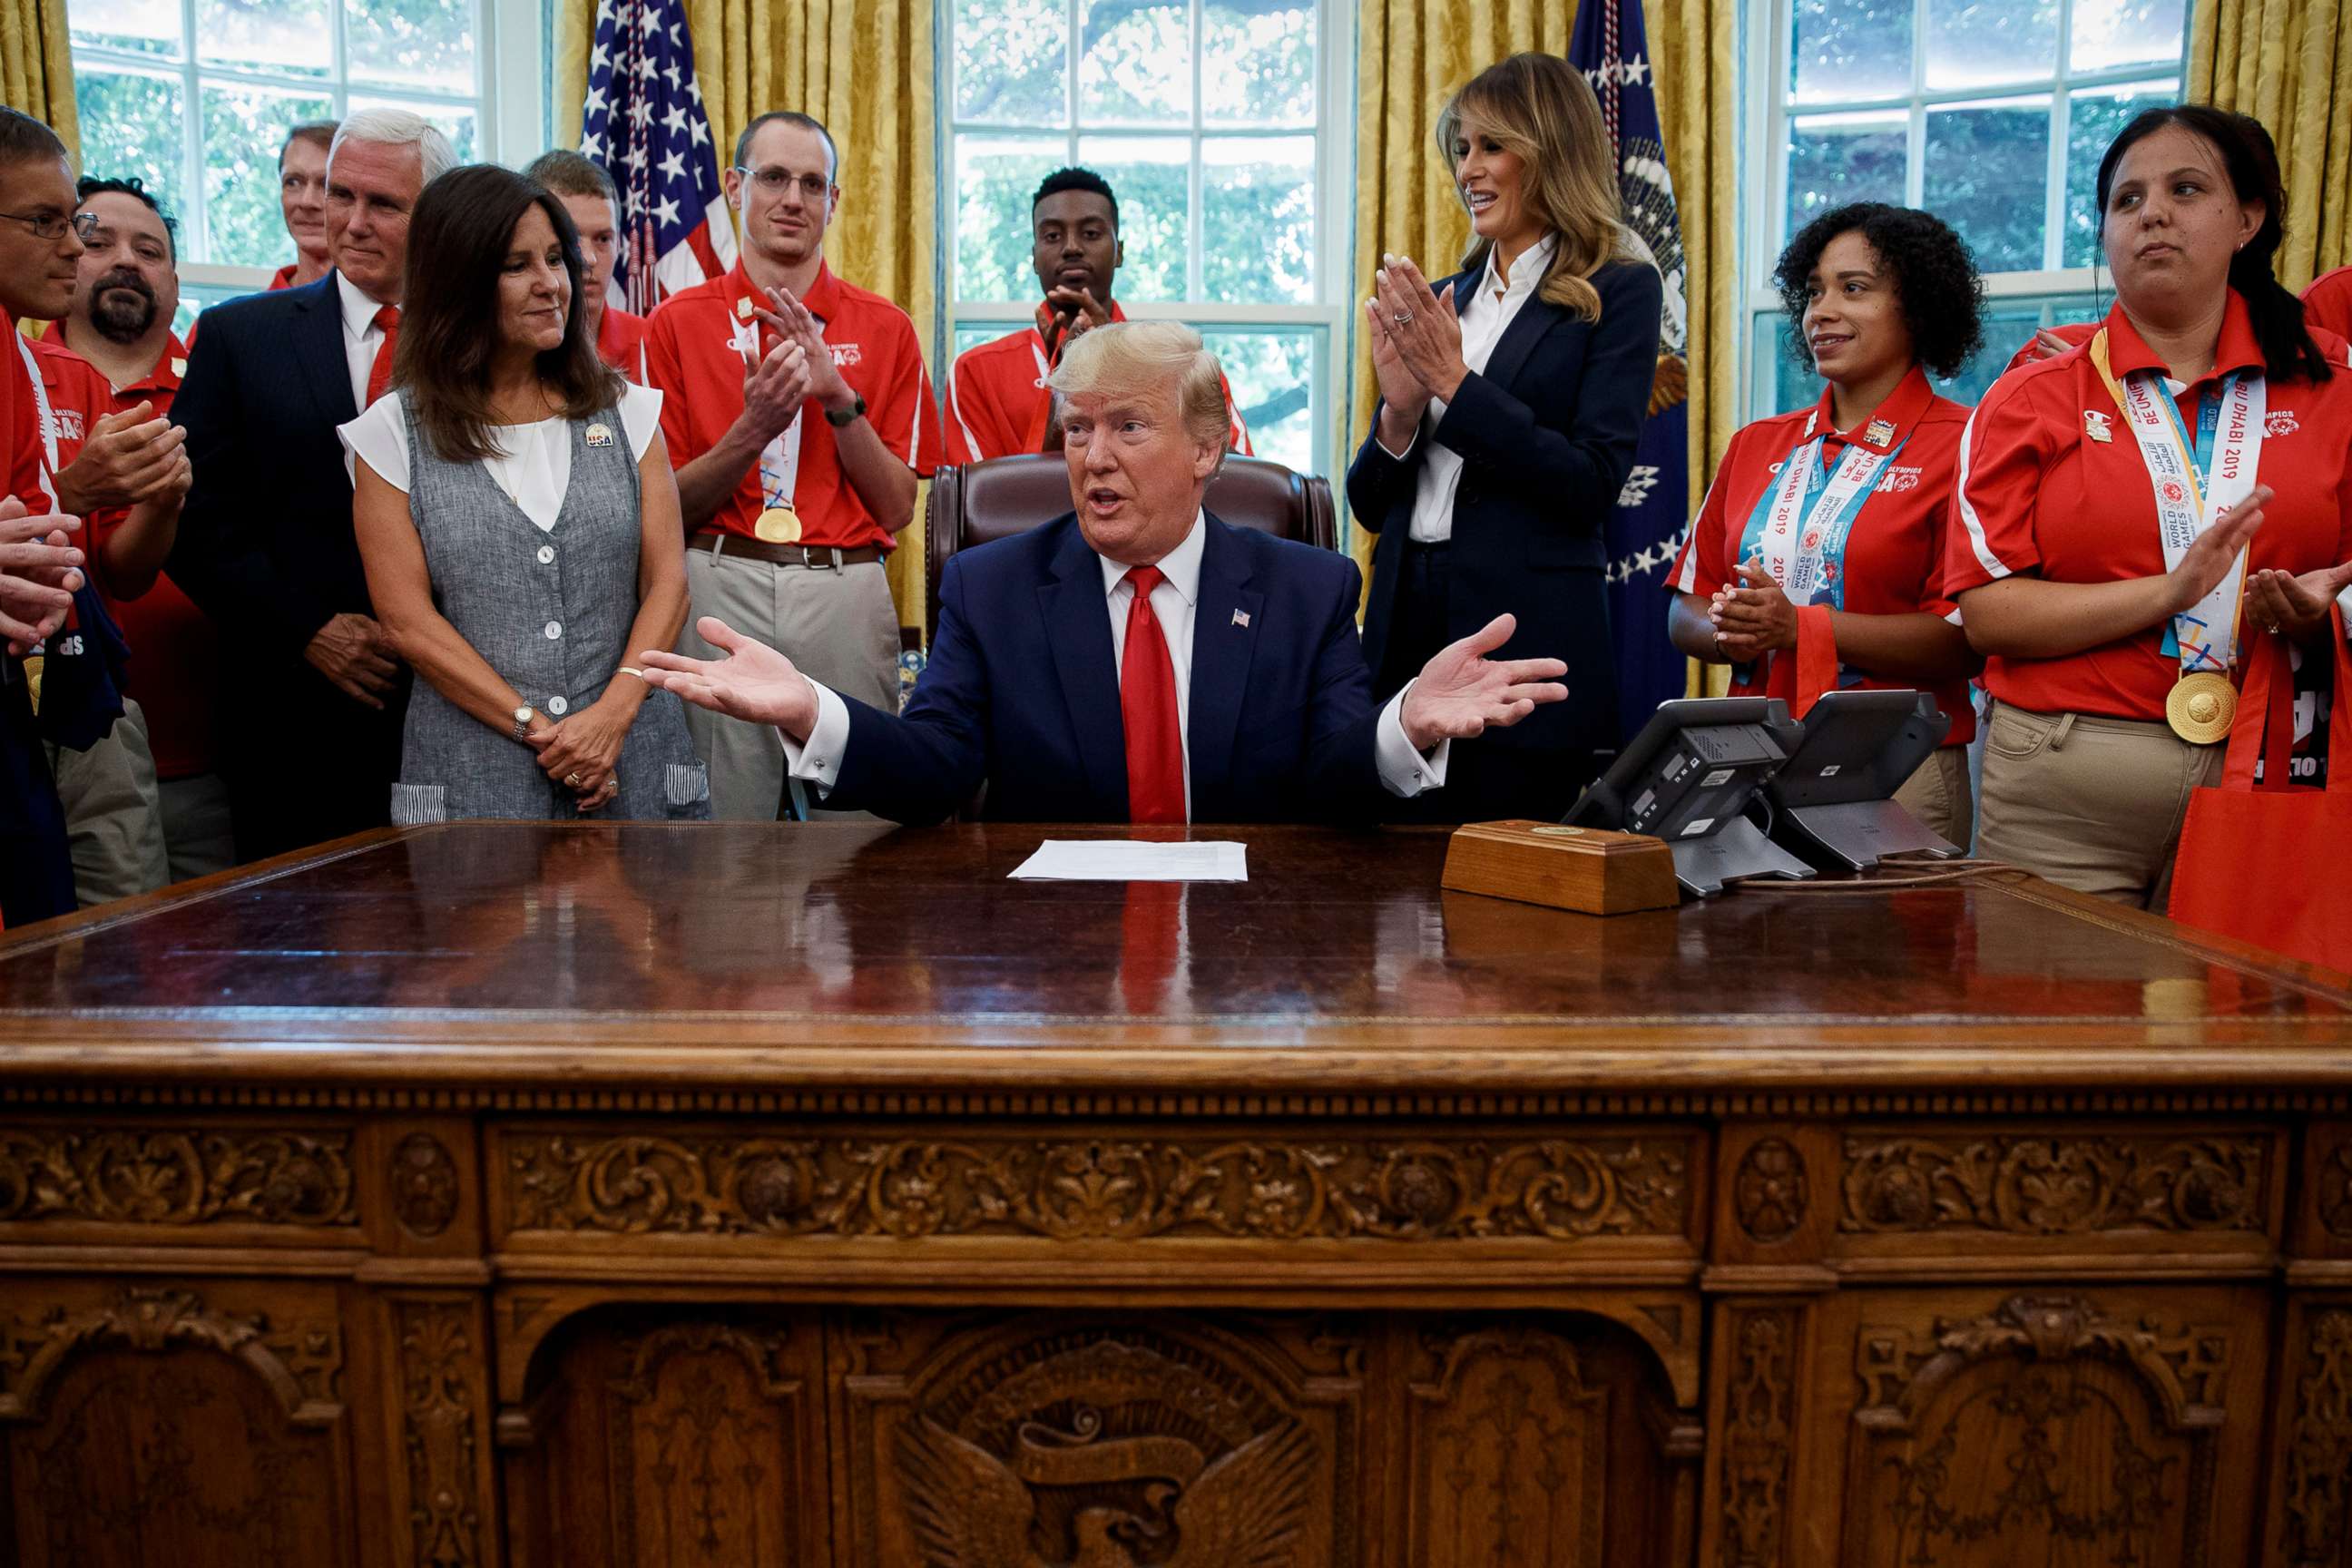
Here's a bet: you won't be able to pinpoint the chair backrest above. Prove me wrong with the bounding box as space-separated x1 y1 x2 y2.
924 454 1339 644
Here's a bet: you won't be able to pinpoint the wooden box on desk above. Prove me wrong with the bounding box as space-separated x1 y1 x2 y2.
1441 818 1681 916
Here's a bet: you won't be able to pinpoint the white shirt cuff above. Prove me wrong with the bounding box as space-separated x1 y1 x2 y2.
1375 426 1418 461
1376 680 1449 797
778 679 849 796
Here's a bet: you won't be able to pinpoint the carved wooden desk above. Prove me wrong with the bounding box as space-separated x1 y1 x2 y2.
3 820 2350 1568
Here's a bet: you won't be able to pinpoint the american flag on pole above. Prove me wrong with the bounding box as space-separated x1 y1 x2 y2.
579 0 736 311
1570 0 1694 742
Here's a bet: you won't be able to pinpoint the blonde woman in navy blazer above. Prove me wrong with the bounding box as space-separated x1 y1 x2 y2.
1348 52 1663 822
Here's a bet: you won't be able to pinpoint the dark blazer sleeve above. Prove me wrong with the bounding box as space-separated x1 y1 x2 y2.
823 552 990 825
168 312 339 658
1434 260 1662 524
1298 554 1391 818
1345 403 1416 537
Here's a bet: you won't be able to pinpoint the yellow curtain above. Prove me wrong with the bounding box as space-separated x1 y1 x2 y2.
1347 0 1740 698
2190 0 2351 288
556 0 938 639
0 0 78 163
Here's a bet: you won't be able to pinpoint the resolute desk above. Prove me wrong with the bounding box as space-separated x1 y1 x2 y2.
2 820 2348 1567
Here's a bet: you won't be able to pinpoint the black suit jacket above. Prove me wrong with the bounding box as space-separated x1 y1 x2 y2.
169 274 405 856
827 512 1387 825
1347 256 1662 757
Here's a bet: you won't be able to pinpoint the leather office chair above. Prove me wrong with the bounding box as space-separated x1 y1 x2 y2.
923 454 1339 644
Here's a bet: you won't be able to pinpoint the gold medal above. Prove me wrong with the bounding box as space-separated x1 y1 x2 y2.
754 505 802 544
2166 670 2237 745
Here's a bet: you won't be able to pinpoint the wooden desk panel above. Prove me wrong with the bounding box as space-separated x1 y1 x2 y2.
1 823 2347 1568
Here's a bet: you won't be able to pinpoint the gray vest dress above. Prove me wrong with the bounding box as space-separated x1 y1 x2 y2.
388 398 710 824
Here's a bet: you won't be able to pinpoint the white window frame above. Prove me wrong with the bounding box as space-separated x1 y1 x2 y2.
1739 0 2187 417
69 0 546 297
936 0 1357 481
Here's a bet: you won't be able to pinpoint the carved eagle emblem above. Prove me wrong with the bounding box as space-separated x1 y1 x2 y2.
895 1415 1316 1568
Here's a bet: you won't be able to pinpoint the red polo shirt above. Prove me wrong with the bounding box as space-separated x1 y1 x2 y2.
1670 365 1975 742
26 332 218 778
944 302 1254 464
597 304 649 382
2 310 42 507
2306 265 2352 343
643 261 941 550
1949 291 2352 721
268 263 301 291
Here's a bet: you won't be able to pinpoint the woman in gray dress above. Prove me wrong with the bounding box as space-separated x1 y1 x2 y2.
343 163 707 821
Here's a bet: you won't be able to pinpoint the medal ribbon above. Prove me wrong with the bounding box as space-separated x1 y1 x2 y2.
1737 414 1906 613
733 278 805 517
2089 328 2265 674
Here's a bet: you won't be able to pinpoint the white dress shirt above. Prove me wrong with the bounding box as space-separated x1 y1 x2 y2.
337 384 665 529
336 271 396 414
781 511 1449 814
1378 230 1558 543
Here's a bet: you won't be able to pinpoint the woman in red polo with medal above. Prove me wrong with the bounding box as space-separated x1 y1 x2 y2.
1670 203 1987 844
1950 105 2352 907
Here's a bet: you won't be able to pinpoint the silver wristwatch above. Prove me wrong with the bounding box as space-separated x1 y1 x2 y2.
512 705 538 742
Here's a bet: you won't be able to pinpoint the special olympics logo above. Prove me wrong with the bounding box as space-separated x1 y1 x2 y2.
1802 529 1821 550
2267 410 2300 436
2161 480 2188 503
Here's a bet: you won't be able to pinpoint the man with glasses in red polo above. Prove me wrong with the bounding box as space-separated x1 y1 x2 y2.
642 111 942 821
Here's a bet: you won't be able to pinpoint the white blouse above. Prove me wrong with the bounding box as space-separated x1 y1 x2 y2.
338 383 664 533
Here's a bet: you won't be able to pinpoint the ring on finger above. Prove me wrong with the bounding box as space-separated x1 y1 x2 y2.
1394 310 1414 327
564 772 583 788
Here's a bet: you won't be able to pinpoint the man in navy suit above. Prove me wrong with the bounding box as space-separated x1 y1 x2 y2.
168 109 454 859
641 321 1567 825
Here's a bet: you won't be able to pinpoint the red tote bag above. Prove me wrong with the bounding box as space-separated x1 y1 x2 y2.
2167 608 2352 974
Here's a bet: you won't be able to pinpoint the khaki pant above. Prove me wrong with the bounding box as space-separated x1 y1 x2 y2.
1893 743 1974 850
1976 699 2224 909
681 541 900 822
44 697 169 907
159 770 237 882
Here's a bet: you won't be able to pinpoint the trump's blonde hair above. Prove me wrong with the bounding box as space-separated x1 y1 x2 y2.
1436 53 1648 323
1047 319 1232 455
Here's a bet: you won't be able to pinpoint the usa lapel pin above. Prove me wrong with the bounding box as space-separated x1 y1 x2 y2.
1232 609 1250 628
584 422 614 447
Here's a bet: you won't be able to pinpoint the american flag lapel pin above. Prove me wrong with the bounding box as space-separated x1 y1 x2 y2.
1233 609 1250 628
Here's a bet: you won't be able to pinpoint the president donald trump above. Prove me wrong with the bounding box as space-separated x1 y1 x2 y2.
641 321 1565 824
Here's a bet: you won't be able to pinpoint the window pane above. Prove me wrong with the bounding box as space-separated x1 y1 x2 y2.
1200 327 1317 475
1201 0 1313 128
348 0 475 94
1923 97 2050 273
1787 113 1906 235
2063 82 2176 269
1079 0 1190 125
74 71 186 230
1763 314 1819 418
953 322 1009 359
201 83 333 270
194 0 330 78
1933 303 2048 404
348 96 477 162
1790 0 1912 105
2070 0 2189 74
955 134 1061 303
176 276 253 338
1200 136 1313 304
953 0 1066 125
1924 0 2058 91
1076 135 1188 301
69 0 179 60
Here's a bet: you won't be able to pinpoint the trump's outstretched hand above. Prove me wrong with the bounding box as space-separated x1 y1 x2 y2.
639 617 821 741
1399 613 1568 752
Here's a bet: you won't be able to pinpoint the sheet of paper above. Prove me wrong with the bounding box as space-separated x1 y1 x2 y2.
1007 839 1250 883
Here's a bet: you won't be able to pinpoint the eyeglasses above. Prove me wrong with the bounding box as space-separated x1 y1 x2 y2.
733 166 831 200
0 210 99 243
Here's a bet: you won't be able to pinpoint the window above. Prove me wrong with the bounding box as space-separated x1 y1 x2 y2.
1746 0 2187 416
68 0 543 325
941 0 1352 479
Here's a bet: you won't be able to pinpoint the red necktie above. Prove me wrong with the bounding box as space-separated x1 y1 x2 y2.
365 305 401 407
1119 565 1185 824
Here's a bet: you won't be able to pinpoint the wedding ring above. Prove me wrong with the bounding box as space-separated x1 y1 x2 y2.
564 772 583 788
1394 309 1414 327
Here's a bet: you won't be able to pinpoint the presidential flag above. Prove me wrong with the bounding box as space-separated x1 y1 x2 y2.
1570 0 1693 743
579 0 736 311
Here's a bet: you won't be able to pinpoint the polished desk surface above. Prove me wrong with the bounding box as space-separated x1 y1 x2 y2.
1 820 2346 1094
